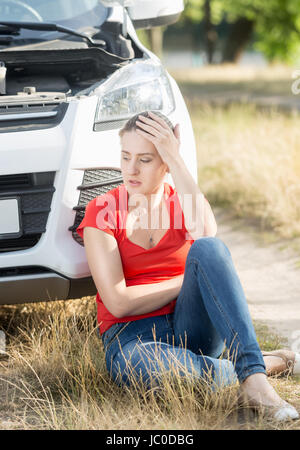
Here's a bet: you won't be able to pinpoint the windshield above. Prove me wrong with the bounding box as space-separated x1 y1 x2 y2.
0 0 110 39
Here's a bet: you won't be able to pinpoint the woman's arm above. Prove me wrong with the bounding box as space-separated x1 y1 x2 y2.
84 227 183 319
166 155 217 239
135 112 217 239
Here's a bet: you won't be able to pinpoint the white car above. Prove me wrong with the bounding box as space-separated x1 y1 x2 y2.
0 0 197 305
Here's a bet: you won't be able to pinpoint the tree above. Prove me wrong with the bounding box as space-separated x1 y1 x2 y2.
220 0 300 63
177 0 300 64
221 17 254 63
203 0 218 64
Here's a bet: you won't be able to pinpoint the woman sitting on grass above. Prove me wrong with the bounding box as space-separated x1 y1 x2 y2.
77 110 300 422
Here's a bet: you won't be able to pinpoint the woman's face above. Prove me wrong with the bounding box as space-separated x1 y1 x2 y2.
120 130 169 197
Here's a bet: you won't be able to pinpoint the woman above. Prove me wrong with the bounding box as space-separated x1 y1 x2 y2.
77 111 300 422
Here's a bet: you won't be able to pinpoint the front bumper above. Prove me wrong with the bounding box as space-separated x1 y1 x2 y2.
0 270 96 305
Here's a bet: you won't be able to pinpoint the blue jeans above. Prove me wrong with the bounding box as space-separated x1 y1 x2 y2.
102 237 266 389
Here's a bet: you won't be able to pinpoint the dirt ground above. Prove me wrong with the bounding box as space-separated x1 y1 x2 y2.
215 207 300 349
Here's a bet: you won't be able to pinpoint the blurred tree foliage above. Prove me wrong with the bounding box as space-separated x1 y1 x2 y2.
171 0 300 64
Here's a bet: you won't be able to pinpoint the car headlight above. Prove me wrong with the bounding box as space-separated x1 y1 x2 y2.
93 60 175 124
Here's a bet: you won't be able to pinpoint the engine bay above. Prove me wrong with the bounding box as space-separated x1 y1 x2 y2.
0 22 137 99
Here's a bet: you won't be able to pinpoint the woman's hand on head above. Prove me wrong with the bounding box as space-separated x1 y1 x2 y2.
135 111 181 167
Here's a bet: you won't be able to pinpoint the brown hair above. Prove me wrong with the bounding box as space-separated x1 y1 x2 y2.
119 110 174 138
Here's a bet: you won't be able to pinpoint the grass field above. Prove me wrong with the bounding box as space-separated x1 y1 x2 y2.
170 66 300 244
1 65 300 430
0 298 299 430
169 65 294 99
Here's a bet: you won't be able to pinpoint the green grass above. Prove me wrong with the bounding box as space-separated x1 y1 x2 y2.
254 321 287 351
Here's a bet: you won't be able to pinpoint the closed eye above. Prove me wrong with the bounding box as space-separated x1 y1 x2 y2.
122 157 152 163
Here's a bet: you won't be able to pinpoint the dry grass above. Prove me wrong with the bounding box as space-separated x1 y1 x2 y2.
169 66 300 241
189 102 300 239
1 66 299 430
169 64 294 98
0 298 299 430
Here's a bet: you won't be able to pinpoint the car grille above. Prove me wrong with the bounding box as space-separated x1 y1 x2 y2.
0 172 56 252
0 101 68 134
69 168 123 246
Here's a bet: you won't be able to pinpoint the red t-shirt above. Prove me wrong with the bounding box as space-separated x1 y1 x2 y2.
76 182 194 334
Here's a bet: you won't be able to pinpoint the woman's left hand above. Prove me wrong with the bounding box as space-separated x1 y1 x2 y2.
135 111 181 167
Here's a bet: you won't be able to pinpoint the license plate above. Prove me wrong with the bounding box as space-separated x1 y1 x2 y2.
0 198 20 235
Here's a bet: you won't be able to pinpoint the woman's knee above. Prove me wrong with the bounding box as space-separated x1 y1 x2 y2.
188 237 231 262
210 358 238 388
110 342 167 387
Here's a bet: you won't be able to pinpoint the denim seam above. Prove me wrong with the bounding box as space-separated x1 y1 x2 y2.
238 366 266 383
104 321 131 352
189 257 249 377
107 328 175 374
